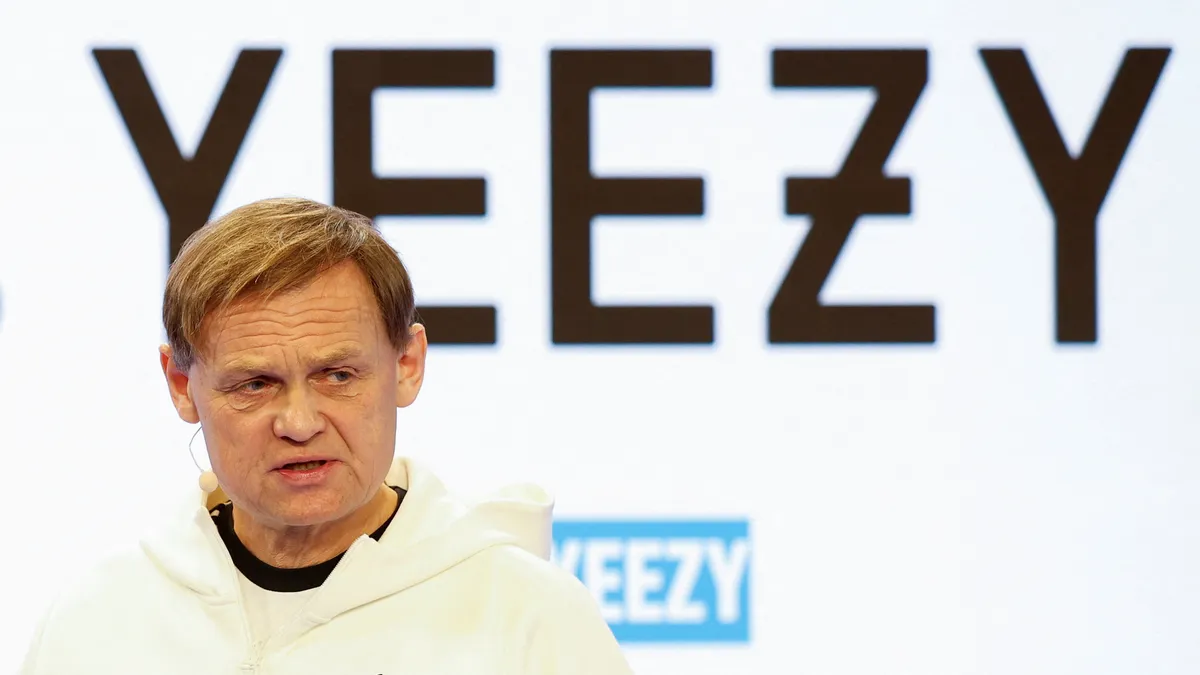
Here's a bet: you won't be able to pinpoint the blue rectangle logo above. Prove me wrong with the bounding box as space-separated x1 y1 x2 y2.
551 519 751 644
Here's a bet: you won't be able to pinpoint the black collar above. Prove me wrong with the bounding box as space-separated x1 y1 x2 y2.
210 485 406 592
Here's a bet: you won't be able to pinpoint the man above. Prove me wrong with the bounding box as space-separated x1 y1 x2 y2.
21 197 632 674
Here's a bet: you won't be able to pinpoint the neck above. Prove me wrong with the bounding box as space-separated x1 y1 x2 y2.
230 485 398 569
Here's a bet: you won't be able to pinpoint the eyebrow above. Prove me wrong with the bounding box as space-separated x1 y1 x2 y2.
218 357 272 377
217 345 366 377
308 345 365 370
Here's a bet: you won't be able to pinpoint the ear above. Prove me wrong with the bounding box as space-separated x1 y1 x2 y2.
160 344 200 424
396 324 428 408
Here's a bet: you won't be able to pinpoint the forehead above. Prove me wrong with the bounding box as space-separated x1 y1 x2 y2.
201 262 385 362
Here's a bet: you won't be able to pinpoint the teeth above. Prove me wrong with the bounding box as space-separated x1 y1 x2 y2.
286 461 323 471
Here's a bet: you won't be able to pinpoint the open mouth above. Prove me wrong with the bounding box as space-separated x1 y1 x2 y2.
280 460 328 471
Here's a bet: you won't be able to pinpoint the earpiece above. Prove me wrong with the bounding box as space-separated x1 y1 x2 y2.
189 427 219 494
199 470 219 494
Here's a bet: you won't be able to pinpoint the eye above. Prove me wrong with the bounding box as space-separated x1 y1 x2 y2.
326 370 353 384
238 379 269 394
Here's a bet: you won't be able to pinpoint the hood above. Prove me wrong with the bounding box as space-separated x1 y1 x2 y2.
140 457 555 620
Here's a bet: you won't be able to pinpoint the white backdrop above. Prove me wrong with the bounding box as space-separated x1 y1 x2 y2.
1 0 1198 673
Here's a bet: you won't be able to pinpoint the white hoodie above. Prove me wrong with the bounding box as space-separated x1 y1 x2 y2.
21 458 633 674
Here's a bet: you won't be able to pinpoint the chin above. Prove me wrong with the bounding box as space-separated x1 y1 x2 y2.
266 492 353 527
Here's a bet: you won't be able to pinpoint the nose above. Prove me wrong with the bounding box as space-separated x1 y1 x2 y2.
273 385 325 444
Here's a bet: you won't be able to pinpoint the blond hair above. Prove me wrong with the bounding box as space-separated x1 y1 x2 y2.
164 197 415 370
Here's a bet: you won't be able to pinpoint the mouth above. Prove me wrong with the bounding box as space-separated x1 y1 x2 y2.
273 458 338 485
275 459 334 472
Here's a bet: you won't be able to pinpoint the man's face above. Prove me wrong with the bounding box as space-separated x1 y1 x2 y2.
162 261 425 527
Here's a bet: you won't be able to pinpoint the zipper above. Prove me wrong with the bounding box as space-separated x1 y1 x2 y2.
199 511 268 673
210 519 374 673
241 641 265 672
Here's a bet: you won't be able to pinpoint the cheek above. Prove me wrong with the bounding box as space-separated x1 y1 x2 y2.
353 373 396 411
334 385 397 456
199 403 270 471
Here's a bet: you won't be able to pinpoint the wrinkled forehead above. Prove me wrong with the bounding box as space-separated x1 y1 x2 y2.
195 268 387 368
